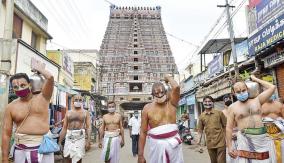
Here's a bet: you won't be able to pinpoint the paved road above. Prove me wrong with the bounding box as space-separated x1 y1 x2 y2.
82 130 210 163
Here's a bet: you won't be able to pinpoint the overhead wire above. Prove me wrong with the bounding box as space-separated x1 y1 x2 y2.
178 0 246 70
37 0 78 43
48 0 86 41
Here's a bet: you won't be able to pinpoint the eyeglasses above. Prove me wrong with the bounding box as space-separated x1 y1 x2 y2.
74 99 83 102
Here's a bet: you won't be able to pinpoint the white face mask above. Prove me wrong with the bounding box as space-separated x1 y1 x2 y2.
154 94 167 104
74 102 82 108
108 107 116 113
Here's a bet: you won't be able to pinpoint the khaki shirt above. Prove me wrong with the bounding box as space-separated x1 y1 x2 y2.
198 109 226 149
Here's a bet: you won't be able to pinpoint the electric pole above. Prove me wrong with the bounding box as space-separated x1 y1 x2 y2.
0 0 14 156
217 0 239 80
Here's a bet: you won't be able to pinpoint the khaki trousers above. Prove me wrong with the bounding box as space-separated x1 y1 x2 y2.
207 146 226 163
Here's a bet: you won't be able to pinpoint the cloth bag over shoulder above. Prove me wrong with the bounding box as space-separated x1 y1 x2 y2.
38 134 60 154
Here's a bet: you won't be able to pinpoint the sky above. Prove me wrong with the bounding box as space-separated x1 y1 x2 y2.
30 0 248 73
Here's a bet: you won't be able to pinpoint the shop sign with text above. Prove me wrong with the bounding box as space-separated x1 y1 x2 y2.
262 50 284 68
248 12 284 56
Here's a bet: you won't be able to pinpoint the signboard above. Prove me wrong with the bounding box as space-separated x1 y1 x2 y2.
256 0 284 28
63 53 74 76
262 50 284 68
249 0 261 9
186 95 195 105
248 12 284 56
16 43 59 82
208 54 223 77
229 40 249 64
179 97 186 106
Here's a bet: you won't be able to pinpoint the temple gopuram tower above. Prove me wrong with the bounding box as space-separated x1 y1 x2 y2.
99 5 178 112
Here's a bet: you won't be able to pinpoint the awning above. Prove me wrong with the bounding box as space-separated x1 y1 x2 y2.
56 84 78 95
198 38 247 54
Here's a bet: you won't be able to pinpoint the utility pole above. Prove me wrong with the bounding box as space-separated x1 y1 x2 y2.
0 0 14 158
218 0 239 80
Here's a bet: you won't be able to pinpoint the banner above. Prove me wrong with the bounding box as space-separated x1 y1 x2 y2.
208 54 223 77
248 12 284 56
256 0 284 28
229 40 249 64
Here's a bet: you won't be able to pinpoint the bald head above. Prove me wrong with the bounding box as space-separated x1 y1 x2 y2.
152 82 166 97
233 82 248 94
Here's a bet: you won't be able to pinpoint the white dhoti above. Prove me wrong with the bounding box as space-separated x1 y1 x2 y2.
146 124 184 163
101 131 121 163
64 129 86 163
14 133 54 163
226 129 238 163
233 131 276 163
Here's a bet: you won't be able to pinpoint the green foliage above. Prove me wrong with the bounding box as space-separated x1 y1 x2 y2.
239 70 250 81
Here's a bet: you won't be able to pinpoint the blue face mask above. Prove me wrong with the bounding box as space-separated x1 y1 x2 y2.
270 94 277 101
236 92 249 102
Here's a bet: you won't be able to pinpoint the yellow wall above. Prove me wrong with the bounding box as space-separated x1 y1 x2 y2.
74 74 92 91
47 51 62 66
21 21 32 45
38 36 46 55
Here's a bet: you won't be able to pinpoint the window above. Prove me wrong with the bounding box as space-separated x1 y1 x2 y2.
134 44 138 47
134 39 137 42
31 31 38 49
148 97 152 100
134 76 138 80
134 51 138 54
134 66 138 70
134 34 137 37
13 14 23 39
134 58 138 62
120 97 124 101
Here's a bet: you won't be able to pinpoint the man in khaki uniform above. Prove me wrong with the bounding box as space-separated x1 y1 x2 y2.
197 95 227 163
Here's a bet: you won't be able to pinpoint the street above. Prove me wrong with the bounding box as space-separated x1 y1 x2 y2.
82 129 210 163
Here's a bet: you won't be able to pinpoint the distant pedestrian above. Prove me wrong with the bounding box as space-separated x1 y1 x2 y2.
128 111 141 157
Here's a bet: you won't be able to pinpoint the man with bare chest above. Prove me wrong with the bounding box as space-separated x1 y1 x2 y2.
261 95 284 163
227 75 277 162
1 61 54 163
261 95 284 119
99 101 124 163
138 75 184 163
59 94 91 163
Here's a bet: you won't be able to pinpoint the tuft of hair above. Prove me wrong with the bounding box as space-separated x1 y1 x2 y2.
107 101 116 106
10 73 30 84
151 82 165 94
203 95 214 102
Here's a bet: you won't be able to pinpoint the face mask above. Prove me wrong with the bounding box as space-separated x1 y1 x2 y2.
225 100 232 106
108 107 115 113
15 87 31 97
270 94 277 101
74 102 82 108
236 92 249 102
203 102 213 109
154 94 167 104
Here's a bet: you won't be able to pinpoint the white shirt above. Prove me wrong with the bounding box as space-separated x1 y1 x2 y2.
128 116 141 135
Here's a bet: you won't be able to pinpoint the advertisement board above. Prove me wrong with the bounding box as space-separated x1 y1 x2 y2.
208 54 223 77
256 0 284 27
248 12 284 56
